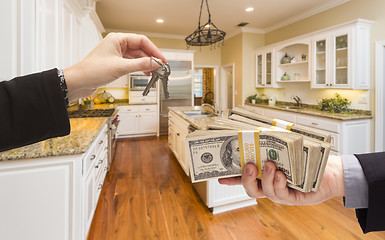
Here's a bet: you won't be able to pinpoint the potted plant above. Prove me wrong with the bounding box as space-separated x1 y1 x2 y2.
246 94 258 104
318 93 351 113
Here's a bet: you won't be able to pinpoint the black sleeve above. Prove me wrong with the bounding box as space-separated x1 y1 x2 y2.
354 152 385 233
0 68 70 152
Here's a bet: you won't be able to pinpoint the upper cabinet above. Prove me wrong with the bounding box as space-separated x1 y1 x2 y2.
255 19 373 90
276 39 311 83
255 48 276 88
311 20 372 89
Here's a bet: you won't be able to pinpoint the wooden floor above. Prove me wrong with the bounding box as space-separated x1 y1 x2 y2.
88 136 385 240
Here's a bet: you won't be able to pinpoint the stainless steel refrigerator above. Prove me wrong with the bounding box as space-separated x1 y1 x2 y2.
159 60 193 135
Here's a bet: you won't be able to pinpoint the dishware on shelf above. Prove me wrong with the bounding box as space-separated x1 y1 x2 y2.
293 73 300 80
281 72 290 81
280 53 291 64
302 53 307 61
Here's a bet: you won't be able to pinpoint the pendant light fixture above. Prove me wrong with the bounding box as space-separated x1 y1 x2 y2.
185 0 226 49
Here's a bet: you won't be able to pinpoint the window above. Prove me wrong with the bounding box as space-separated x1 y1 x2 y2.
194 68 203 97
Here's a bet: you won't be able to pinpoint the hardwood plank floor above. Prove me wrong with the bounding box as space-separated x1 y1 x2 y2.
88 136 385 240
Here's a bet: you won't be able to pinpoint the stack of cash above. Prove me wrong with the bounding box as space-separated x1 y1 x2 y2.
186 107 331 192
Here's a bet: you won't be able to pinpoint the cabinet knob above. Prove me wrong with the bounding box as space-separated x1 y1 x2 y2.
177 133 180 136
98 184 103 190
90 155 96 160
99 140 103 144
311 122 318 126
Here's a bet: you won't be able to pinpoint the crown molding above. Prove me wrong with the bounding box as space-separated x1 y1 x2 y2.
104 28 186 40
264 0 351 33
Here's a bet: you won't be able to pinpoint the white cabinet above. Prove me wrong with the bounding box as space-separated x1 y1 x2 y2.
117 105 158 137
129 91 157 104
255 48 276 88
275 39 311 83
168 111 190 175
311 20 372 89
246 105 371 154
168 110 257 213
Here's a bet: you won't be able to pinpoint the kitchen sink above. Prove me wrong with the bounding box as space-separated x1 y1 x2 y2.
183 111 214 118
279 106 302 110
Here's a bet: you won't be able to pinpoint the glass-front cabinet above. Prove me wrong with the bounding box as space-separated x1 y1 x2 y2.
312 29 354 89
255 49 275 88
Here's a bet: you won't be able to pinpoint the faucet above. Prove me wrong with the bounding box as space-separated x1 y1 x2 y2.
291 96 302 108
201 103 216 114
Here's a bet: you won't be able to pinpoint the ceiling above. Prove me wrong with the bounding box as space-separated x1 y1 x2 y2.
96 0 350 39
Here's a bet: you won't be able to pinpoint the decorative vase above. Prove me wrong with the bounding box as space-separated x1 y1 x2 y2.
280 53 291 64
281 72 290 81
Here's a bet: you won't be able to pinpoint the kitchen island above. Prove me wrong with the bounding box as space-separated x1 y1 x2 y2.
0 116 110 240
168 106 258 214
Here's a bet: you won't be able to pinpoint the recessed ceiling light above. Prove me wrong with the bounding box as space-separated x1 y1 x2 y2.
156 19 164 23
245 7 254 12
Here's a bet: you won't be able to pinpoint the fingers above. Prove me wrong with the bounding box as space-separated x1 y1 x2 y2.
109 32 167 63
261 161 277 199
218 176 242 185
242 163 265 198
120 57 160 75
273 171 296 204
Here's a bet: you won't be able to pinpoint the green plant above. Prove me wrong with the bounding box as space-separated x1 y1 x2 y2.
246 94 258 102
318 93 351 113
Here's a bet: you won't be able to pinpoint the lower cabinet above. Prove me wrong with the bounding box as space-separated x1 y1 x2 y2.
117 105 158 137
0 124 109 240
244 105 371 155
168 110 257 213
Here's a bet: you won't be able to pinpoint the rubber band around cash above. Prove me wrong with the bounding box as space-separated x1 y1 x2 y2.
272 118 294 131
238 130 262 178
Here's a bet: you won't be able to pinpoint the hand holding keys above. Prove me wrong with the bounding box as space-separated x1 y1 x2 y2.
142 57 170 99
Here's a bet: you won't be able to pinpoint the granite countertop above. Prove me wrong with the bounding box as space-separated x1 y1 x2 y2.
245 102 372 120
168 106 220 130
0 118 108 161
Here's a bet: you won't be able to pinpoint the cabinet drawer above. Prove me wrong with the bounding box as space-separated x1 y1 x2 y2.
118 105 139 112
264 109 296 123
296 115 340 133
129 91 156 97
139 105 157 112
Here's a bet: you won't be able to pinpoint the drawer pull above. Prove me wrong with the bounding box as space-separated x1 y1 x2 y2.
105 167 108 171
98 184 103 190
99 140 103 144
90 155 96 160
311 122 318 126
98 160 103 164
127 109 131 111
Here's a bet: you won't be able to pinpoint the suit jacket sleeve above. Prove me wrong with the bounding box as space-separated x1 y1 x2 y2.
0 68 70 152
354 152 385 233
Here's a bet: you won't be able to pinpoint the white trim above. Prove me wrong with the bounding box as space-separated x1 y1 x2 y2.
265 0 351 33
88 9 105 33
375 41 385 151
105 28 186 39
220 63 235 109
195 65 220 107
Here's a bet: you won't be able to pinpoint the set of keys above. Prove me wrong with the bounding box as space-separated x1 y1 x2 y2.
142 57 171 99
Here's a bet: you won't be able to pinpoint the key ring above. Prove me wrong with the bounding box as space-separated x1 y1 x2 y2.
151 56 163 67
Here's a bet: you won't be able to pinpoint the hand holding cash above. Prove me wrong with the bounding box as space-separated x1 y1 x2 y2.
219 155 345 205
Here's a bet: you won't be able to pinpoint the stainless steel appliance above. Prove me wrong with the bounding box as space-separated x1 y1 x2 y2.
159 60 193 135
108 112 119 170
129 74 154 91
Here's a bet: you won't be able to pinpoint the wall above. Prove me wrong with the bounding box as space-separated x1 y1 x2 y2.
221 34 243 105
242 33 265 103
259 0 385 111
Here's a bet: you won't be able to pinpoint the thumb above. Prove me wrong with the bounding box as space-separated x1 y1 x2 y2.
120 57 160 74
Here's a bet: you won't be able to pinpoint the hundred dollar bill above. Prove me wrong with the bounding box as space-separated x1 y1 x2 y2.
186 130 302 185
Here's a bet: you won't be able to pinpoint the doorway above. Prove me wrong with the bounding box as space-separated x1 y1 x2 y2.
375 41 385 151
220 63 235 110
193 66 219 106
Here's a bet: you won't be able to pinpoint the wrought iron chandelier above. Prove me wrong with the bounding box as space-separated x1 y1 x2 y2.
185 0 226 49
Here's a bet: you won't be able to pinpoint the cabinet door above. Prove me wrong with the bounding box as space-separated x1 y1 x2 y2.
138 112 157 133
330 29 353 88
312 36 329 88
256 53 263 86
83 170 95 239
117 113 138 135
177 132 189 176
265 52 273 86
